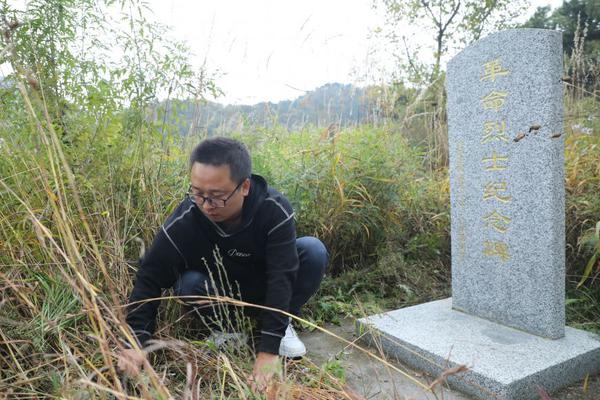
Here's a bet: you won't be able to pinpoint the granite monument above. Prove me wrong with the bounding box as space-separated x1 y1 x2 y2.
358 29 600 399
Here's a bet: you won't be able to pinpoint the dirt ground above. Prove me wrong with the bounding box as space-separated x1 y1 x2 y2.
298 319 600 400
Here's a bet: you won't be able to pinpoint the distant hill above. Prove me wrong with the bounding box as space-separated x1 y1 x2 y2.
159 83 384 136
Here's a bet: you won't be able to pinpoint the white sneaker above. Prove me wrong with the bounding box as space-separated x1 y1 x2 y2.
279 322 306 358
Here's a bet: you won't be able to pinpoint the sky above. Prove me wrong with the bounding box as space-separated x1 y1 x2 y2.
147 0 564 105
1 0 564 105
148 0 382 105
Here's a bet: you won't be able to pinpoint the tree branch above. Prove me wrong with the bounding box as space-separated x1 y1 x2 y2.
420 0 441 28
441 1 461 35
472 1 496 41
402 36 421 78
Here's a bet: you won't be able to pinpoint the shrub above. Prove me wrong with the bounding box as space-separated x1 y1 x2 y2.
245 127 449 274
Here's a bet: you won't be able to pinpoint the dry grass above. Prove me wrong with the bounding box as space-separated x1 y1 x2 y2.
0 78 350 399
1 15 599 397
0 73 458 400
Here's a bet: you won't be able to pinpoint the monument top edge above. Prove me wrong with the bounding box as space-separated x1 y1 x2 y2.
448 28 562 69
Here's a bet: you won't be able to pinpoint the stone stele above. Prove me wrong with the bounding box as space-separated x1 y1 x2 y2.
358 29 600 400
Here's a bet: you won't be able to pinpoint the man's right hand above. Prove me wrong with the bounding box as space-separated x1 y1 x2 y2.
117 348 147 377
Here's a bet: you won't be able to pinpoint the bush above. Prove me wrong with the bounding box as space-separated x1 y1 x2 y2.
246 127 449 274
565 132 600 284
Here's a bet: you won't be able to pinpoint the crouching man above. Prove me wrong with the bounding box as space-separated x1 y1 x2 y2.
118 137 328 393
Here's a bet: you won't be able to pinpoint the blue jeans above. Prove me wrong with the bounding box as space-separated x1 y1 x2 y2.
174 236 328 318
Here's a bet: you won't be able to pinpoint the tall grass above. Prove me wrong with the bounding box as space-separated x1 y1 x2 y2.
559 19 600 333
244 128 448 272
1 2 599 396
2 73 597 397
3 97 599 399
0 84 385 398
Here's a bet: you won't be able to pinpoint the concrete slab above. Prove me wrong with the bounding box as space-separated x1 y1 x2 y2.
299 318 472 400
357 298 600 400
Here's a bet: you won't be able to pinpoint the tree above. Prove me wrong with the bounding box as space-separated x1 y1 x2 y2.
376 0 527 83
0 0 221 196
523 0 600 56
0 0 218 140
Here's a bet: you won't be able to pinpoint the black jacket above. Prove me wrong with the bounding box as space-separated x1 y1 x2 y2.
125 174 298 354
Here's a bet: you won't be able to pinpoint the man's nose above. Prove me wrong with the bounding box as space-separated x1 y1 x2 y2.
202 199 216 210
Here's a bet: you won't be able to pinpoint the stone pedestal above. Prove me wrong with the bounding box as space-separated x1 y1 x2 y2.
358 299 600 400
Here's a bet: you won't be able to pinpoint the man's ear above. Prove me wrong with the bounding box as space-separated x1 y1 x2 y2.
241 178 251 196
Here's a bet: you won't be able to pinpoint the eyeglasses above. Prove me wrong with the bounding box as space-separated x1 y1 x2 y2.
186 180 244 208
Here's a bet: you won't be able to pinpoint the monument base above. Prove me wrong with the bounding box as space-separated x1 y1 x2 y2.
357 298 600 400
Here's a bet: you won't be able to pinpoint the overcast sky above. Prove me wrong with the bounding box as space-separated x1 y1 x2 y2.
1 0 564 105
147 0 382 105
147 0 564 105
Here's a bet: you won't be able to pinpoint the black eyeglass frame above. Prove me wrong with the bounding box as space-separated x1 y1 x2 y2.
186 180 245 208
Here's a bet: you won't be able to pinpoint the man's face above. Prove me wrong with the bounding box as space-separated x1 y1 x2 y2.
189 162 250 224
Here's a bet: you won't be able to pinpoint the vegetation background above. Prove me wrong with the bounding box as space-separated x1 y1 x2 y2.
0 0 598 398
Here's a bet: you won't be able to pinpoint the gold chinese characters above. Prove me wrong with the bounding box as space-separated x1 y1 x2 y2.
480 58 512 262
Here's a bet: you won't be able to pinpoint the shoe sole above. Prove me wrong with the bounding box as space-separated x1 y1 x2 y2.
279 349 307 358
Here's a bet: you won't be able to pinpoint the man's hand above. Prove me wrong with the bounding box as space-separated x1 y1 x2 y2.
249 352 281 394
117 348 147 377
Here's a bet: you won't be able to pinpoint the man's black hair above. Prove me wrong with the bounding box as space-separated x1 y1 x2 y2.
189 137 252 183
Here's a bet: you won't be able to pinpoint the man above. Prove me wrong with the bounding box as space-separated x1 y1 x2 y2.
118 137 328 392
